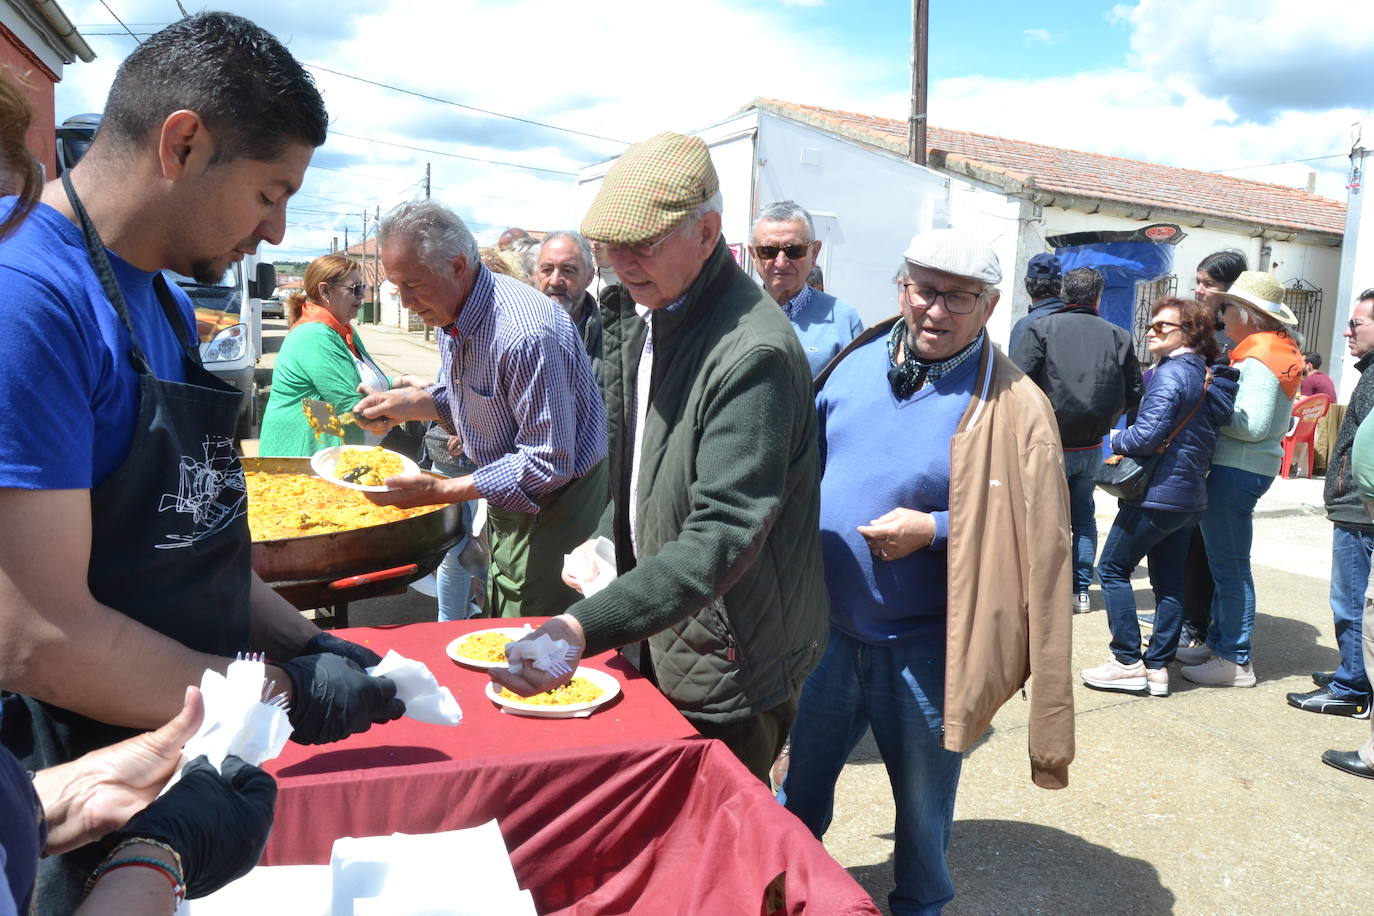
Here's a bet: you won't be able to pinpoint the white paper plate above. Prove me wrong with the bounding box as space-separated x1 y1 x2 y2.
445 627 534 670
484 666 621 718
309 445 420 492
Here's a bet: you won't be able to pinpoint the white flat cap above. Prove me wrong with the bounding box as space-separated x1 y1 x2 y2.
903 228 1001 284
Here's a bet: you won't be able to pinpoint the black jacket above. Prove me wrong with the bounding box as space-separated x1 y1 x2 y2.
1010 304 1144 448
1008 296 1064 353
1325 351 1374 529
1114 354 1238 512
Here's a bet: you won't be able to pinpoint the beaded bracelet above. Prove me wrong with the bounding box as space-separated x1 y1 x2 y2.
97 858 187 904
82 838 186 900
109 836 185 882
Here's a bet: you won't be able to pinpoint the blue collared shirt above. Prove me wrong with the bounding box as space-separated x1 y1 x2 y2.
782 284 814 321
429 265 606 513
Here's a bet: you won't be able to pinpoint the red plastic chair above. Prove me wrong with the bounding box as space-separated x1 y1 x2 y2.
1281 393 1332 478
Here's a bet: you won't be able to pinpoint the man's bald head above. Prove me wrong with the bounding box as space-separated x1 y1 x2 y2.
498 227 529 250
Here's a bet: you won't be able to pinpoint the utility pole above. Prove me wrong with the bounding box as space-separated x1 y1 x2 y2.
344 226 349 254
425 163 431 199
360 209 370 324
374 205 381 327
908 0 929 166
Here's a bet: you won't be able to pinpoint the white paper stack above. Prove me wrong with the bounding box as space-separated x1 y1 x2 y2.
178 821 534 916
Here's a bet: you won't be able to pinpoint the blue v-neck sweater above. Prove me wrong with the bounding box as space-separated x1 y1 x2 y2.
816 335 977 642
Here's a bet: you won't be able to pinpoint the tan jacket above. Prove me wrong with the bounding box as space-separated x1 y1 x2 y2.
944 340 1075 789
819 323 1075 789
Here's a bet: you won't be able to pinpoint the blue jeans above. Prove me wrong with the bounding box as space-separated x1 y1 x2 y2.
1199 465 1273 665
1098 505 1200 667
436 501 479 622
1328 525 1374 697
778 627 962 916
1064 448 1103 592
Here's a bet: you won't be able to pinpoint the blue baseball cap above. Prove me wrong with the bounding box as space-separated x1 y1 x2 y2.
1025 253 1062 280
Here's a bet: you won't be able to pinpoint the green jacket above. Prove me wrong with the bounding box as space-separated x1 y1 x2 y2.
571 240 828 725
260 322 382 457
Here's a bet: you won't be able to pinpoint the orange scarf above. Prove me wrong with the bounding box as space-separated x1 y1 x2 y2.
1230 330 1303 400
296 302 359 357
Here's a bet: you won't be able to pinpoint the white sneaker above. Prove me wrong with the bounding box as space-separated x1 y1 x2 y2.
1179 655 1256 688
1144 666 1169 697
1173 644 1215 666
1081 658 1147 693
1072 592 1091 614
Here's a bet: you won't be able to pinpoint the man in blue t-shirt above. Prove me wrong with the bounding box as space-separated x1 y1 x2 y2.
779 229 1075 915
0 16 406 911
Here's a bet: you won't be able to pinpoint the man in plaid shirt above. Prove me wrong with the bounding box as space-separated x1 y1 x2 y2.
356 200 607 617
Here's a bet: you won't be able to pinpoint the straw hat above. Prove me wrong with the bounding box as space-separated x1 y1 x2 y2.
1215 271 1298 327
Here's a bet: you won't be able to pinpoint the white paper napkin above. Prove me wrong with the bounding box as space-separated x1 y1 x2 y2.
167 659 292 796
330 822 534 916
504 633 577 679
367 650 462 726
561 536 617 597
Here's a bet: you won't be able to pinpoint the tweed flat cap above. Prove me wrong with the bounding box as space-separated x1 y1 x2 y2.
903 228 1002 285
581 131 720 245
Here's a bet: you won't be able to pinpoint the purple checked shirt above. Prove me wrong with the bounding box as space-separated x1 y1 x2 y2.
429 265 606 514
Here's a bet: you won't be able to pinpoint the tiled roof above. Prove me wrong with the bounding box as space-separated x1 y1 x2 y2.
748 98 1345 238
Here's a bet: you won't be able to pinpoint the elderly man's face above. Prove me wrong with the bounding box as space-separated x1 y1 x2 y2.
382 239 468 327
605 211 721 310
536 237 593 312
899 264 999 362
750 218 818 305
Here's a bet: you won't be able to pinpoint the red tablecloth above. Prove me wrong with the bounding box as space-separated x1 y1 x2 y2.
263 619 879 916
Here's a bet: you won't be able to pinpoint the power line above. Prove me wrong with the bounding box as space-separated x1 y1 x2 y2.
304 63 628 147
96 1 141 43
1213 153 1347 173
329 130 578 176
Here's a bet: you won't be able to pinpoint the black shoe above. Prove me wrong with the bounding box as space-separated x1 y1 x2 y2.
1312 671 1335 689
1320 749 1374 780
1286 687 1371 719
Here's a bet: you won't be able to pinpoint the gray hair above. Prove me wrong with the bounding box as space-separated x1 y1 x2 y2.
752 200 815 243
681 189 724 234
540 230 595 276
378 199 480 274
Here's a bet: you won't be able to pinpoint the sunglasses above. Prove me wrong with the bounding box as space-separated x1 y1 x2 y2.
751 243 811 261
334 282 366 297
1148 320 1182 335
1349 319 1369 332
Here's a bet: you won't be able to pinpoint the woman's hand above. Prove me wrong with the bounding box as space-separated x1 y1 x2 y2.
857 508 935 561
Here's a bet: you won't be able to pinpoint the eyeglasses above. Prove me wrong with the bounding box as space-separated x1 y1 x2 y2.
334 282 365 297
606 224 680 259
1148 320 1182 335
751 243 811 261
898 282 983 315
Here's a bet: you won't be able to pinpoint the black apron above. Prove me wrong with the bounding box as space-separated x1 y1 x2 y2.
0 173 254 913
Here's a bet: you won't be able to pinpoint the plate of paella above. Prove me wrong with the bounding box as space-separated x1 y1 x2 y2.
445 627 534 670
483 666 621 719
310 445 419 492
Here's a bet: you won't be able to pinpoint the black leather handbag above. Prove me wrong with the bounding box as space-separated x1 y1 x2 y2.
1095 368 1212 501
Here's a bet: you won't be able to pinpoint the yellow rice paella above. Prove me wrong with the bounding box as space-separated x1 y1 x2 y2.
497 677 605 706
245 471 439 541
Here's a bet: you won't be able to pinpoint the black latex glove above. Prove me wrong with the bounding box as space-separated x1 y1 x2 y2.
301 631 383 670
277 652 405 745
108 754 276 899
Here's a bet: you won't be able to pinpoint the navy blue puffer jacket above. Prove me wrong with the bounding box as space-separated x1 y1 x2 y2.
1112 352 1238 512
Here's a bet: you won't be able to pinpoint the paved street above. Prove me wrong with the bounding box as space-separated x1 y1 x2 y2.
266 321 1373 914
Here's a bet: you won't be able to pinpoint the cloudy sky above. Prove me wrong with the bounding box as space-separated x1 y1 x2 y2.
54 0 1373 262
